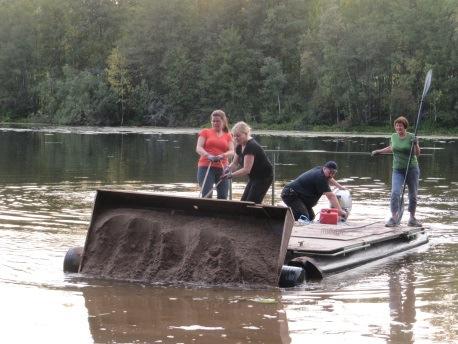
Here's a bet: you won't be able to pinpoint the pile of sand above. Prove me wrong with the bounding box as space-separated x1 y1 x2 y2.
80 208 285 286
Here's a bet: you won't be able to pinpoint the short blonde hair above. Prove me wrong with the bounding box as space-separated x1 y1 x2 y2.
394 116 409 129
232 121 251 135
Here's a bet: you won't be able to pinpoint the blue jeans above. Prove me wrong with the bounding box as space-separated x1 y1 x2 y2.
390 167 420 216
197 166 229 199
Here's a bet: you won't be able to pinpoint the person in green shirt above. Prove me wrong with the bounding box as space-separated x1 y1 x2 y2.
372 116 422 227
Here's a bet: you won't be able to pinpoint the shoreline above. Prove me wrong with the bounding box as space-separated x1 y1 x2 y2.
0 122 457 140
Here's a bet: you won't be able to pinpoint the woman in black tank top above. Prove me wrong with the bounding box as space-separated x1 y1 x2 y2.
221 121 273 204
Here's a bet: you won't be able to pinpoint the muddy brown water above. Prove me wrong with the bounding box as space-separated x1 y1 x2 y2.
0 126 456 343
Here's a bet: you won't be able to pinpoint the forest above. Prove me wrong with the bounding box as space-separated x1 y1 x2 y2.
0 0 456 130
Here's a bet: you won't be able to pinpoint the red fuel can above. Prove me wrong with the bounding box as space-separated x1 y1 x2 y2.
319 208 339 224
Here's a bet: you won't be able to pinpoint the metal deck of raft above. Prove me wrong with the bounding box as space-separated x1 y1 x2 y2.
285 221 428 279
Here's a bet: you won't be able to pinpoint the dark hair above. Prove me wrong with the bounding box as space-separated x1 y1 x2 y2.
324 161 338 170
211 110 229 132
394 116 409 129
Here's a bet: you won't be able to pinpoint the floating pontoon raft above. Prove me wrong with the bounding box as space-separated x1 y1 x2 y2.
63 190 429 288
283 221 428 282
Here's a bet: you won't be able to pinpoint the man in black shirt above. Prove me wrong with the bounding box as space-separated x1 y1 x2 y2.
281 161 347 221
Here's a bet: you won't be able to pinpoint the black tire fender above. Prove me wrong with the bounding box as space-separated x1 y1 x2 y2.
63 246 83 273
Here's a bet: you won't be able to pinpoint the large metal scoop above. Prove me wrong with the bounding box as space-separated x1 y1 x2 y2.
77 190 294 287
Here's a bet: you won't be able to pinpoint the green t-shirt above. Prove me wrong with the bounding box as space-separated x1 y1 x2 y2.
390 132 418 170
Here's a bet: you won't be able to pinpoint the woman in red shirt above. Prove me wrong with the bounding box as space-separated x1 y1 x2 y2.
196 110 234 198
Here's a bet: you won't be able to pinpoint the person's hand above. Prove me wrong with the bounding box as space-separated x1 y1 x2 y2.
371 150 379 157
339 209 348 219
207 155 221 162
221 171 232 180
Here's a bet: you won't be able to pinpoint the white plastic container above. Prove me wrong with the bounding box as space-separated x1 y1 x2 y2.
334 189 352 213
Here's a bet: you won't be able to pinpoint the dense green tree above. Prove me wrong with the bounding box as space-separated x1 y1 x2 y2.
33 0 70 76
200 27 260 122
259 1 310 120
35 66 117 125
0 0 37 117
301 0 457 127
129 80 166 125
106 48 132 126
161 46 201 125
0 0 456 129
118 0 198 87
261 57 287 122
65 0 124 70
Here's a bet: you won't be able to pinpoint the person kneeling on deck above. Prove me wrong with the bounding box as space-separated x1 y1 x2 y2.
281 161 348 222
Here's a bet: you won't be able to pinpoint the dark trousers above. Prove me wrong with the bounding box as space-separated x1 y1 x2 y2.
241 176 273 204
281 187 315 221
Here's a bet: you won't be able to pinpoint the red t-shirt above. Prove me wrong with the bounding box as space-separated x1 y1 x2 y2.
197 128 233 168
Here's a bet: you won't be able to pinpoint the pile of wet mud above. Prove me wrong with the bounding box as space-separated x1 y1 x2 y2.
80 208 287 286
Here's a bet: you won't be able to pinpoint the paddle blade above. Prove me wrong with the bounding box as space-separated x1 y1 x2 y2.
422 69 432 99
395 202 404 226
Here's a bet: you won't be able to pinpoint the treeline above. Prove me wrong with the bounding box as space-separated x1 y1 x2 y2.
0 0 456 128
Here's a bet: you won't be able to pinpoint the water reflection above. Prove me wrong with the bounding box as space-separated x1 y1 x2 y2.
388 263 416 344
281 245 458 343
81 282 291 343
0 127 456 343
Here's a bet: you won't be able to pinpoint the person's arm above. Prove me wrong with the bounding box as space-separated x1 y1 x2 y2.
324 192 347 218
329 178 346 190
196 136 209 158
218 140 235 160
413 138 421 156
232 154 254 178
222 154 254 179
371 145 392 156
225 152 240 172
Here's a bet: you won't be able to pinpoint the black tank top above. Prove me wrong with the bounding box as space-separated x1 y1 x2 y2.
236 139 273 179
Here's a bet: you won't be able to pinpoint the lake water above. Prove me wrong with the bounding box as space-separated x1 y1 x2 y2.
0 126 456 343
